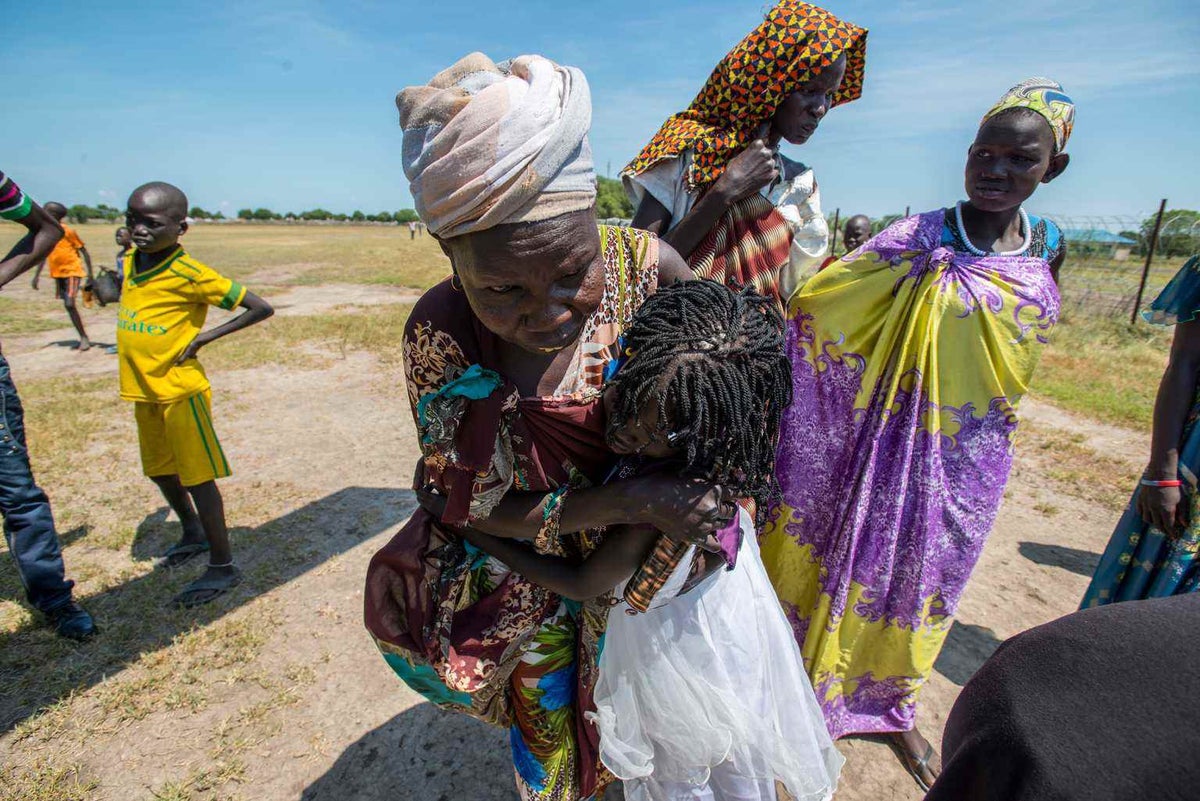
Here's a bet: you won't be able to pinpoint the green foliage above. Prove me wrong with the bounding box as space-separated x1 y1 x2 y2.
217 206 421 224
189 206 213 219
595 176 633 219
65 204 122 224
1146 209 1200 258
1036 310 1171 428
872 214 903 235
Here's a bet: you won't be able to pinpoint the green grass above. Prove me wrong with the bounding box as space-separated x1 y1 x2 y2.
1021 421 1137 510
0 220 451 289
0 296 66 334
0 761 98 801
1058 253 1186 317
16 376 121 502
1033 310 1171 429
201 303 414 371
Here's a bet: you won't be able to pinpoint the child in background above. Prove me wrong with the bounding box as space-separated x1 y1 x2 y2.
31 202 93 350
819 213 871 270
455 281 843 801
114 226 132 283
119 181 273 607
99 227 135 354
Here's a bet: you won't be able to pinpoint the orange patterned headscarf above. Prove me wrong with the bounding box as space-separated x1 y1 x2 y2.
623 1 866 191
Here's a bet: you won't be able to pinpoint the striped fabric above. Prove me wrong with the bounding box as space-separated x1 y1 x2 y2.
0 170 33 221
188 392 231 480
624 536 692 613
688 193 794 311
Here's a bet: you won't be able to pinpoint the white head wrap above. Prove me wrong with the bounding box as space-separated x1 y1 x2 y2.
398 53 596 238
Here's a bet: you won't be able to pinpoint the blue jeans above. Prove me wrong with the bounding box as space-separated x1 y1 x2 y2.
0 353 74 612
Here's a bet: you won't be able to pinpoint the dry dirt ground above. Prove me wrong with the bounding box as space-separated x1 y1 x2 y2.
0 268 1145 801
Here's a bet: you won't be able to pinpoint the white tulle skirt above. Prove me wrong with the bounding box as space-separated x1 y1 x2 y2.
589 511 843 801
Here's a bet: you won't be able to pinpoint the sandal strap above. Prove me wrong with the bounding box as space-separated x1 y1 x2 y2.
180 568 242 594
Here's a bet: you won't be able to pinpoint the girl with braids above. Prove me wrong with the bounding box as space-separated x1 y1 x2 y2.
455 281 843 801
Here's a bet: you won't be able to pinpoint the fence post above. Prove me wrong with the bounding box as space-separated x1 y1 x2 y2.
830 208 840 256
905 205 910 218
1131 198 1168 325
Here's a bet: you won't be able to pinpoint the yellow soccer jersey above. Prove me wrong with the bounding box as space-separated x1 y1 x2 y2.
117 247 247 402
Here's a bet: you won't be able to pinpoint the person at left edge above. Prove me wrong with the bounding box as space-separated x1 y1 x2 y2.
0 169 97 640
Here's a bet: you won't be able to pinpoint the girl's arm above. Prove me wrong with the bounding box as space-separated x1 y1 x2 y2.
1137 318 1200 536
630 133 779 261
416 473 736 546
460 524 661 601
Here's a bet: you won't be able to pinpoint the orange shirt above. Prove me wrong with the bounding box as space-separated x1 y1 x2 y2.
47 223 86 278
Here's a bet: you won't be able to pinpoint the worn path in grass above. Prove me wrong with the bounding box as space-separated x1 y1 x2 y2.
0 224 1153 801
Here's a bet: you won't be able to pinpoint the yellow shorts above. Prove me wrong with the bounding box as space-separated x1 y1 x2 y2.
135 390 231 487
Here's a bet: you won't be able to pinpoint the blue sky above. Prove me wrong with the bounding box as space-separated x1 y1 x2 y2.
3 0 1197 225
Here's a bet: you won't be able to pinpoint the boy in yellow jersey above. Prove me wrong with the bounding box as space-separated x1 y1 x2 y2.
119 182 273 607
31 202 94 350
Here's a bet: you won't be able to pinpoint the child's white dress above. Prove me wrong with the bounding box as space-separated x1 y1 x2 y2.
589 509 843 801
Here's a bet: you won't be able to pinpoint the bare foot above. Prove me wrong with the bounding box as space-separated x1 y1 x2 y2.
891 728 940 791
76 338 92 352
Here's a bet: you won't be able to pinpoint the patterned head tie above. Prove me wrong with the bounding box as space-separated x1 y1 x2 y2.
982 77 1075 153
623 1 867 191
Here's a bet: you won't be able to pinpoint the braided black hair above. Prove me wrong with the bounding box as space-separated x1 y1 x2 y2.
607 280 792 524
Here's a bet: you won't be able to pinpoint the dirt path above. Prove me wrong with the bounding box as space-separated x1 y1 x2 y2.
0 306 1145 801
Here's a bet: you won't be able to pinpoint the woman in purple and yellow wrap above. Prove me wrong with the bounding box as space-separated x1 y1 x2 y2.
760 78 1075 790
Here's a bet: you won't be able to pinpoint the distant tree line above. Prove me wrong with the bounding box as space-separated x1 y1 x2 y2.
214 207 421 223
65 204 124 224
1144 209 1200 258
60 177 637 227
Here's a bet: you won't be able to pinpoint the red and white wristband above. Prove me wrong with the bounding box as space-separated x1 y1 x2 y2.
1140 478 1183 488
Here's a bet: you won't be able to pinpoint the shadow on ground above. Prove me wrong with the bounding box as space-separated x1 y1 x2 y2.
1018 541 1101 578
0 485 415 733
130 507 179 561
56 524 91 550
934 620 1003 686
300 704 519 801
47 339 117 350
